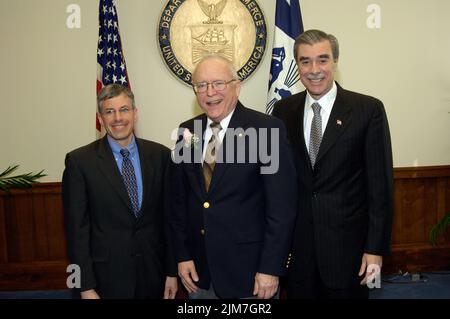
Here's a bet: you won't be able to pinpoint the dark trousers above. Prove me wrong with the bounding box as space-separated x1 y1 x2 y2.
189 282 280 299
287 262 369 299
134 255 165 299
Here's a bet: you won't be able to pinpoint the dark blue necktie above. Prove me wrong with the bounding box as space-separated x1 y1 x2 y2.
120 148 140 218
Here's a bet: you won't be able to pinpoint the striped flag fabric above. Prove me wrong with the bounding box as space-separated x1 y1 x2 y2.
96 0 131 132
266 0 304 114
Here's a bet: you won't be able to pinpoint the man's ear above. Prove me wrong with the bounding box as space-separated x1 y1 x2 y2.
97 112 104 127
235 80 241 96
133 107 139 122
333 58 339 71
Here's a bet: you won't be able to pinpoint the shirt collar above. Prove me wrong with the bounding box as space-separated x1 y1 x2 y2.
206 108 235 132
107 134 138 158
305 81 337 114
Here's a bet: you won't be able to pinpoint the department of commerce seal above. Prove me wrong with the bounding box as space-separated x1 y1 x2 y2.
158 0 267 86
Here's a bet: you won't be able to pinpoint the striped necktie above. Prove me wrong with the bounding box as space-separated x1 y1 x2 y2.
203 122 222 192
120 148 140 218
309 102 322 168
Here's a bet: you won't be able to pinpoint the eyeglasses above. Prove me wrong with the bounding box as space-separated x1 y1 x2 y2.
192 79 237 93
101 106 133 117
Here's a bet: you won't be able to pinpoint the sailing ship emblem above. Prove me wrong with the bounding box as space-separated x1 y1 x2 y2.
191 0 234 63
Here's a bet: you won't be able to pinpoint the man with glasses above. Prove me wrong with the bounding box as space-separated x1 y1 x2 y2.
170 54 297 299
62 84 178 299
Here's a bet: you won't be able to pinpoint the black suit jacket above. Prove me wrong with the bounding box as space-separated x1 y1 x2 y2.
62 136 176 298
170 102 298 298
273 83 394 289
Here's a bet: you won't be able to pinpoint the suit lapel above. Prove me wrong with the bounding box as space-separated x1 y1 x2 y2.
289 93 310 162
136 138 155 217
286 93 314 178
182 115 207 198
206 102 247 194
97 136 132 211
316 85 352 164
195 117 208 197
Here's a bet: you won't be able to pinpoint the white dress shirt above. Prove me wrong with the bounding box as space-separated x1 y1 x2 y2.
202 108 235 162
303 82 337 153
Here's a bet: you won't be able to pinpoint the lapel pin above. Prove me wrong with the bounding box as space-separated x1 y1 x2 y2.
336 119 342 126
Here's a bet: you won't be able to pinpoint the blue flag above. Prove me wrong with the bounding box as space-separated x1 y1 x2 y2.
266 0 304 114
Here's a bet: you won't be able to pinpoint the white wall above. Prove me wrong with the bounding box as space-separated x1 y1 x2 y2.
0 0 449 182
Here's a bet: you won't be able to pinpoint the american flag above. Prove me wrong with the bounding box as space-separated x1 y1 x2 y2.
96 0 131 132
266 0 304 114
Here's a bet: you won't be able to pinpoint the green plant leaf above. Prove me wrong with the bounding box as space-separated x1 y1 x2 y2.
0 165 46 194
0 165 19 178
429 213 450 246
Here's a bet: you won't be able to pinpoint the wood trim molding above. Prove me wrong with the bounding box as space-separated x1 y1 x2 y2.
0 182 62 196
394 165 450 179
0 260 69 291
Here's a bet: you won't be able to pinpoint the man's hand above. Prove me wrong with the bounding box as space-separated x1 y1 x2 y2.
178 260 199 293
164 276 178 299
253 273 279 299
80 289 100 299
359 253 382 285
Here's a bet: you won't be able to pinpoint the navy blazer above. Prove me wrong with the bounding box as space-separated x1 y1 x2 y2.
170 102 298 298
273 83 394 289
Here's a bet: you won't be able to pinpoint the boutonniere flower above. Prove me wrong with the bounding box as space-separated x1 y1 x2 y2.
183 128 200 149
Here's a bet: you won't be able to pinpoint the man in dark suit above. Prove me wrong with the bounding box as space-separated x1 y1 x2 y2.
170 55 297 299
62 84 177 299
272 29 394 299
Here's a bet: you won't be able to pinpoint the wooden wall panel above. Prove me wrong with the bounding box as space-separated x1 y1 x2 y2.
0 261 68 291
384 166 450 273
31 194 49 260
0 197 7 263
444 176 450 220
392 178 435 244
4 194 35 262
0 168 449 291
0 183 68 290
44 193 66 260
